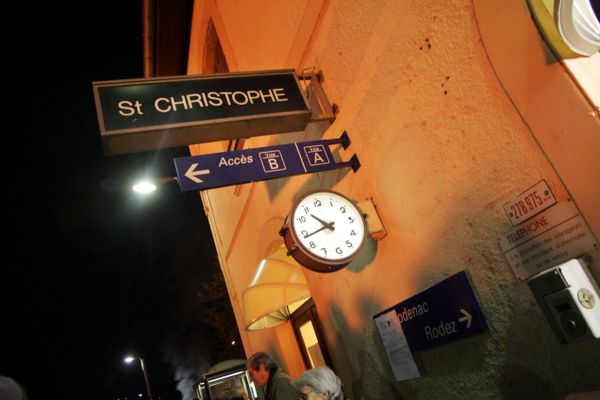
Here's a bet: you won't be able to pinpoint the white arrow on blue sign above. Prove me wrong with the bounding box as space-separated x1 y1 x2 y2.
374 271 488 352
174 133 359 192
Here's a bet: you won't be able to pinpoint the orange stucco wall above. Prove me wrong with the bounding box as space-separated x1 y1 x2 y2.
187 1 600 399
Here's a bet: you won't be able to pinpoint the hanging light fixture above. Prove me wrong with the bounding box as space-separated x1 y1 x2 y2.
243 244 311 331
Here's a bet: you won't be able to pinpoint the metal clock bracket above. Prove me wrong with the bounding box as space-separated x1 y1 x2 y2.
357 198 387 240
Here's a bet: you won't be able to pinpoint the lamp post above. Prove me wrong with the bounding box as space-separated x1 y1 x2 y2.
124 356 153 400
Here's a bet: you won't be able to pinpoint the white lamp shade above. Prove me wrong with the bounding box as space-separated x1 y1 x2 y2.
527 0 600 57
556 0 600 55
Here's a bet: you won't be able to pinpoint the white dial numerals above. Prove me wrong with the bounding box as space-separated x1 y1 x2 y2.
292 192 365 261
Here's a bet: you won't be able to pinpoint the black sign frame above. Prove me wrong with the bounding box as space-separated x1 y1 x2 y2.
93 69 312 155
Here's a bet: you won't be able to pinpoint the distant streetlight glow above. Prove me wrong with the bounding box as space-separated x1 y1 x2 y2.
123 355 153 400
132 181 157 194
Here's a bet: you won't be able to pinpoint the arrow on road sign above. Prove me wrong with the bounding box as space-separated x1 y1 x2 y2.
185 163 210 183
458 309 472 328
174 133 359 192
373 271 488 353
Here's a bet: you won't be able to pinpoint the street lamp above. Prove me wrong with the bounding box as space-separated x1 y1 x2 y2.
124 356 153 400
132 177 177 195
132 180 158 194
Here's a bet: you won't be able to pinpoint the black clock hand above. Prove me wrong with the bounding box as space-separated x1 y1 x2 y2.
310 214 335 231
303 225 329 239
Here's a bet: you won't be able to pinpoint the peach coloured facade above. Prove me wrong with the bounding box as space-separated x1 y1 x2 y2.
186 1 600 399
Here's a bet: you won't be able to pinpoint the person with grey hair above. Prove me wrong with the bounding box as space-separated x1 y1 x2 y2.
295 366 343 400
0 376 28 400
246 352 298 400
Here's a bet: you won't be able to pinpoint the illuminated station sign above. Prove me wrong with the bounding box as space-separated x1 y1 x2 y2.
93 70 312 155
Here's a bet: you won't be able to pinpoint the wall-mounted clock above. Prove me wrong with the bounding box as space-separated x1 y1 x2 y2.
280 190 367 272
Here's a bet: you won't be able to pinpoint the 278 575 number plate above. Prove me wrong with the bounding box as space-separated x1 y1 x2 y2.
503 180 556 226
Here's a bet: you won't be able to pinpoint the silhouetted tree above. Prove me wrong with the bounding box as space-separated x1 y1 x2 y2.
196 270 244 361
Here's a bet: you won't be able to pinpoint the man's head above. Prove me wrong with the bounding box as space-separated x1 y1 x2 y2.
246 352 276 386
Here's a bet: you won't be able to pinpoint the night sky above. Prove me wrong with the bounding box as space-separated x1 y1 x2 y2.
3 2 231 399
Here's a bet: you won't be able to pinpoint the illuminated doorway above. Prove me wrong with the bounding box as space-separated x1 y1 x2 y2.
290 299 334 370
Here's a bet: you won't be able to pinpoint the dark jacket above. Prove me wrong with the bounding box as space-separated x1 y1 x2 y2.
266 366 297 400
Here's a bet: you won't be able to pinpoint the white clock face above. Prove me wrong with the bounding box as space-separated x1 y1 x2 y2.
290 191 366 264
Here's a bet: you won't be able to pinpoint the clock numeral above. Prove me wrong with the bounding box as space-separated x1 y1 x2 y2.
350 230 357 236
313 199 322 207
298 216 307 223
336 247 343 255
340 206 346 214
346 240 353 248
303 206 310 214
301 230 308 238
320 248 328 255
330 199 334 207
309 241 316 249
347 216 355 223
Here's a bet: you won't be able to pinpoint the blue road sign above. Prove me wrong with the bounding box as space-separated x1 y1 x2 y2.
374 271 488 352
174 134 359 192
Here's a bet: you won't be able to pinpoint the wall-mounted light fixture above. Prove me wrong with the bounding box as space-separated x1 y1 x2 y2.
527 0 600 57
242 244 311 331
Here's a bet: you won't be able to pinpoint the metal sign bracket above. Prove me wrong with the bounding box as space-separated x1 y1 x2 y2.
298 68 338 123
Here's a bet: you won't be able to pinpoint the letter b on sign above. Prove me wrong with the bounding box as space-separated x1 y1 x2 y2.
259 150 286 173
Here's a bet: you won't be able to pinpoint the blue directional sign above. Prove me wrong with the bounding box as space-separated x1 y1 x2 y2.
174 133 359 192
374 271 488 352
